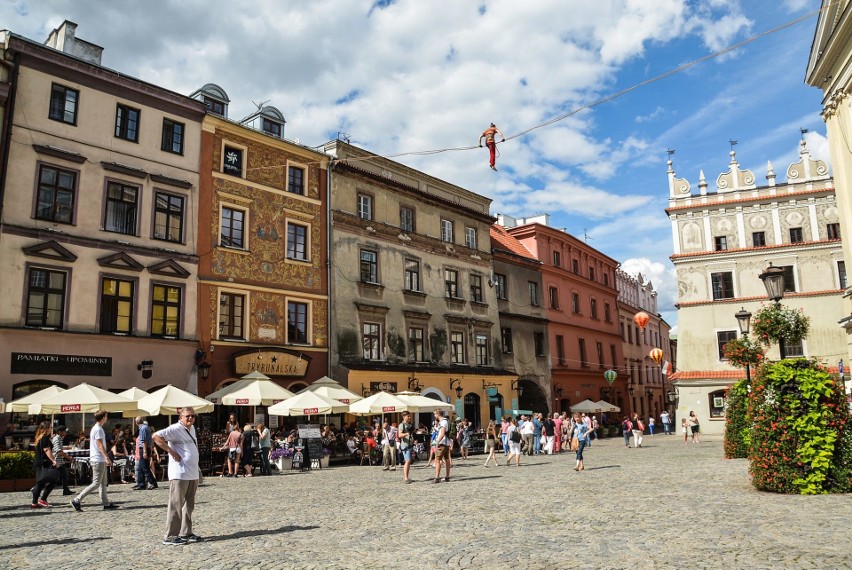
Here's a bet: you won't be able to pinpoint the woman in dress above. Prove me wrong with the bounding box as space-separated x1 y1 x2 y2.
505 418 521 467
483 420 499 468
572 413 589 471
221 423 242 477
31 422 59 508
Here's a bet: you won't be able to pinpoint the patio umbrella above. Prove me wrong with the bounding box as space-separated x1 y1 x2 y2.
219 378 296 406
268 391 349 416
394 391 453 412
204 379 251 404
138 384 215 416
569 399 602 414
28 383 140 415
297 376 363 405
118 387 149 401
348 391 409 416
5 385 65 413
595 400 621 413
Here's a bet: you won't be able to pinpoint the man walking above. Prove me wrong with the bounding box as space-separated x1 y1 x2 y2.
52 426 73 495
521 416 535 455
153 407 202 546
542 414 556 455
70 410 117 511
433 410 451 484
532 413 543 454
399 411 414 484
381 421 397 471
661 410 671 435
133 416 157 490
479 122 505 171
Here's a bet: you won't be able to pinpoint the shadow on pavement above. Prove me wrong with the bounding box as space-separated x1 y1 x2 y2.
0 536 109 550
204 525 319 542
583 465 620 470
0 510 53 519
446 475 501 482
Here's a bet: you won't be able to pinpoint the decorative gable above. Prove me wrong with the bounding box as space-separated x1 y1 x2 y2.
148 259 191 279
22 240 77 262
97 252 144 272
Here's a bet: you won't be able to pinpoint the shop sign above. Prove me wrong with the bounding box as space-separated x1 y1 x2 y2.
303 408 318 415
11 352 112 376
235 398 249 405
382 406 396 412
370 382 397 393
61 404 81 412
234 350 308 377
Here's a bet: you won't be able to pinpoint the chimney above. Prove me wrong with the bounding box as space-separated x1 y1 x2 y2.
44 20 103 65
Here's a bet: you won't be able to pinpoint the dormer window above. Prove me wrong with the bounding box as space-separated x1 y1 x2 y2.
262 117 283 138
190 83 230 118
203 97 226 116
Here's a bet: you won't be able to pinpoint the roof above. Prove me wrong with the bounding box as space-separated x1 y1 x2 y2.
671 238 841 260
490 224 537 262
671 365 840 381
665 187 834 213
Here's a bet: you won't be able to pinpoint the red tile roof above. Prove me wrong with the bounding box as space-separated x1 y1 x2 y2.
665 187 834 213
671 238 840 259
491 224 537 262
670 365 840 381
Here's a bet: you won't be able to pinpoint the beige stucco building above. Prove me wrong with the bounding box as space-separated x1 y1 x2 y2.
324 140 516 428
667 143 846 434
0 22 206 433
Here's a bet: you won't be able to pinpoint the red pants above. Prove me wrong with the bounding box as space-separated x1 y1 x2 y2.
486 141 496 167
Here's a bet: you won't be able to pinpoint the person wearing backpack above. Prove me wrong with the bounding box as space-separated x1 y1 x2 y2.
506 418 521 466
631 413 644 448
622 416 633 448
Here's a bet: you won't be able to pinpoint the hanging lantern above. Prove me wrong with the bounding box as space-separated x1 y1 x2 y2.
603 369 617 386
633 311 650 330
649 348 664 365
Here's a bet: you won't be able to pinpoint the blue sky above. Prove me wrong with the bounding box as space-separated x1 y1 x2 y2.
1 0 830 331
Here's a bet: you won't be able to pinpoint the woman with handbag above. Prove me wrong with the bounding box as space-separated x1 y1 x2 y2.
482 421 499 468
32 422 60 508
505 418 521 467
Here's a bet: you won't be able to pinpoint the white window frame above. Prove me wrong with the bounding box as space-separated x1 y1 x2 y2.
441 219 454 243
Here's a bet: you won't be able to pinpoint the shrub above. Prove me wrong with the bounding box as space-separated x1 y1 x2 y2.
724 379 751 459
0 451 35 479
748 359 852 494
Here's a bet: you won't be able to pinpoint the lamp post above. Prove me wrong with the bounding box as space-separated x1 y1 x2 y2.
449 378 463 399
759 264 786 359
735 307 752 387
510 379 523 397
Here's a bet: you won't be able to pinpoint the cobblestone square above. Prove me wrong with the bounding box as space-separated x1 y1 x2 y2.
2 434 851 569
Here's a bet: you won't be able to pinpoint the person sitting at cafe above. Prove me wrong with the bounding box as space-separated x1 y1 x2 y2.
75 431 88 449
346 436 360 459
111 435 133 483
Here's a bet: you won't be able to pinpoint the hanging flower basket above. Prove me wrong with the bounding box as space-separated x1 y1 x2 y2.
723 337 766 368
751 304 810 346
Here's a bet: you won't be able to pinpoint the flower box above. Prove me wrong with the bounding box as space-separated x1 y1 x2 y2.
274 457 292 472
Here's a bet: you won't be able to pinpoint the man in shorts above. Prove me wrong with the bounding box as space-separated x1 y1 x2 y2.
433 410 451 484
398 411 414 484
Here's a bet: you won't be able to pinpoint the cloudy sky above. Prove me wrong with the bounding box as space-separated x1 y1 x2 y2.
2 0 831 331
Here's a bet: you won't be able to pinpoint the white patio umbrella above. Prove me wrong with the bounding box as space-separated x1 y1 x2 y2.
268 391 349 417
348 391 409 416
5 385 65 413
394 391 454 412
138 384 215 416
297 376 362 404
595 400 621 413
28 383 140 415
569 399 602 414
204 379 251 404
118 387 149 401
219 377 296 406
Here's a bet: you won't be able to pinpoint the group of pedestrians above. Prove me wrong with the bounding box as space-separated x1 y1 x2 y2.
220 419 272 477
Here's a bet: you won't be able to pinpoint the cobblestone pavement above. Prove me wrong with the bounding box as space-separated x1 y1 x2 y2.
2 434 852 569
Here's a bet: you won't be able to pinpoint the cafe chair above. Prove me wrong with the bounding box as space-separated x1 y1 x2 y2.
359 441 371 466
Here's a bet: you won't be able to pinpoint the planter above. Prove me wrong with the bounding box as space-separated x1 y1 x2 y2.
0 478 36 493
320 456 329 468
274 458 292 472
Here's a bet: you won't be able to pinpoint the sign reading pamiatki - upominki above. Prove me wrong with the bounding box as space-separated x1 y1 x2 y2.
234 349 309 377
11 352 112 376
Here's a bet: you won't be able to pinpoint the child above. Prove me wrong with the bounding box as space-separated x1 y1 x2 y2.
682 418 688 444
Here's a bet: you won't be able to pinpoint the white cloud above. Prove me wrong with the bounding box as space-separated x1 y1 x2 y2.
635 106 666 123
619 257 679 320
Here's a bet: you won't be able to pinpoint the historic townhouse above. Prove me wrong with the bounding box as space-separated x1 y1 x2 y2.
0 22 206 433
193 84 330 402
616 270 674 419
324 140 516 428
501 214 624 414
667 143 846 434
490 224 551 413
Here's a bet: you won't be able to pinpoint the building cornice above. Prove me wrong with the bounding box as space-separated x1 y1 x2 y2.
665 186 834 214
676 289 842 309
670 238 842 261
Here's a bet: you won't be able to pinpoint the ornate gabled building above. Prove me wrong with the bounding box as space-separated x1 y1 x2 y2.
324 140 517 429
667 142 846 434
0 21 206 433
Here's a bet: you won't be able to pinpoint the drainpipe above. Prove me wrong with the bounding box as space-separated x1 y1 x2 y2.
0 53 20 222
326 156 336 377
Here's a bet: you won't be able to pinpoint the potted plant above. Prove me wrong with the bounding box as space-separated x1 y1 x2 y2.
751 304 810 347
270 447 294 472
723 337 766 368
320 447 331 468
0 451 36 492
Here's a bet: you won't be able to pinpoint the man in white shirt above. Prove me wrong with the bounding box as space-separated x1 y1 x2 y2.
154 407 202 546
71 409 116 511
432 410 451 484
520 416 535 455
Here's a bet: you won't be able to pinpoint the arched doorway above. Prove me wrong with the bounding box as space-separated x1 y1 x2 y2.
517 379 548 415
488 393 504 421
420 389 445 428
463 392 481 430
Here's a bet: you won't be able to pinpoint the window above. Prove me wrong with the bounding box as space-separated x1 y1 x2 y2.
26 268 66 328
441 219 454 242
553 250 561 267
752 231 766 247
445 269 459 298
621 322 626 341
400 206 414 232
114 104 140 142
404 259 420 291
589 267 595 281
529 282 539 306
549 286 559 309
222 145 244 177
501 327 513 353
604 303 611 322
151 284 181 337
220 206 245 248
203 97 226 116
100 278 134 334
590 298 598 319
408 327 425 362
534 332 545 356
287 223 309 261
36 165 76 224
635 326 641 345
465 226 477 249
596 342 605 370
287 166 305 195
470 274 484 303
717 330 737 360
785 339 804 358
153 192 184 242
475 334 489 366
49 83 78 125
572 292 580 314
219 292 245 339
161 119 184 154
357 194 372 220
827 223 841 240
789 227 803 243
604 272 609 287
714 236 728 251
711 272 734 300
556 335 565 365
495 274 507 300
572 259 579 274
579 339 588 367
262 118 282 138
360 250 378 283
363 323 381 360
709 390 726 419
839 261 847 289
450 331 465 364
104 181 138 235
779 265 796 292
287 301 308 344
610 344 617 368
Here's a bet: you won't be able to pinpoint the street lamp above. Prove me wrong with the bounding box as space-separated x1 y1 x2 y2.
554 384 563 400
759 264 786 358
407 376 421 392
197 361 212 380
735 307 753 387
449 378 463 399
510 379 523 397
